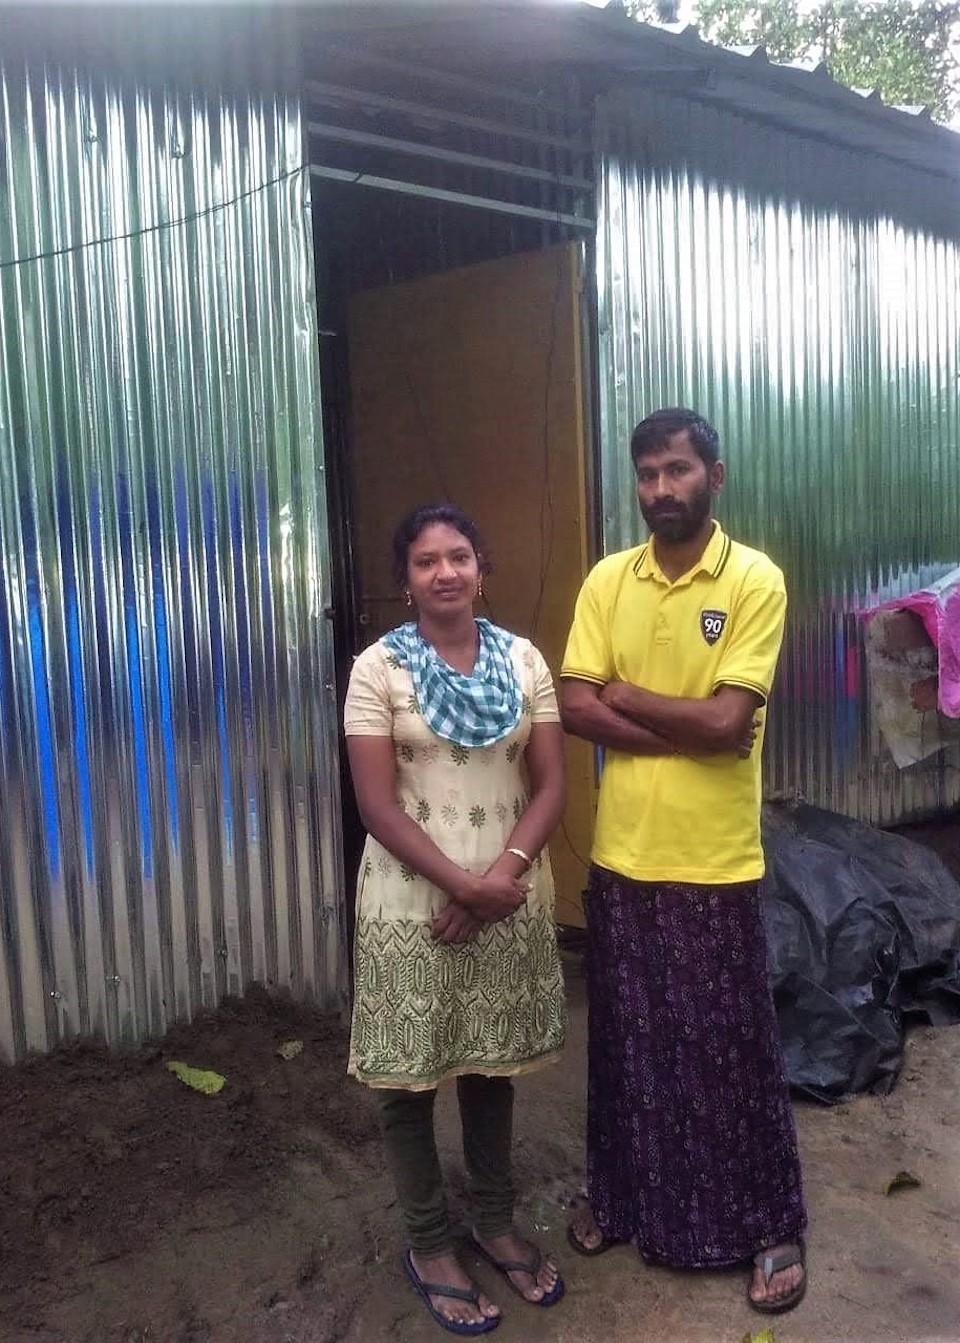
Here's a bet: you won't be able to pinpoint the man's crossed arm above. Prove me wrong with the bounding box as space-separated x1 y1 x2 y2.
559 678 760 758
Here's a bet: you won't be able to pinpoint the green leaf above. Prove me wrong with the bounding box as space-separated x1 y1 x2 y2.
885 1169 922 1194
166 1060 226 1095
739 1328 777 1343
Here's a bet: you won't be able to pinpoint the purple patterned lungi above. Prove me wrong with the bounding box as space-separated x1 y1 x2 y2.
583 864 807 1268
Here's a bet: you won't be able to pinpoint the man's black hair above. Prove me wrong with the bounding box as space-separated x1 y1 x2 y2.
630 408 720 470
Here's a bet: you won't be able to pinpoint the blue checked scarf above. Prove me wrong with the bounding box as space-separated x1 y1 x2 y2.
382 618 523 748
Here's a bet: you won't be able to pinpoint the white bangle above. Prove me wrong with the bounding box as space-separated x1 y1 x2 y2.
506 846 533 869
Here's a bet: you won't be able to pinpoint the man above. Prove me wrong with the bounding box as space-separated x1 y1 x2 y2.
560 408 807 1315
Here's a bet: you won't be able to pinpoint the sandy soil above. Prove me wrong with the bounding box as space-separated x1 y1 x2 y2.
1 829 959 1343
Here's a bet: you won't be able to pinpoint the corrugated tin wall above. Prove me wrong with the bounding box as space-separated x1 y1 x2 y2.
596 96 960 825
0 62 347 1061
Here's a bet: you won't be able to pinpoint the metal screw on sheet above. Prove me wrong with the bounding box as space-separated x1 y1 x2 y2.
106 975 122 988
217 945 229 959
49 989 62 1001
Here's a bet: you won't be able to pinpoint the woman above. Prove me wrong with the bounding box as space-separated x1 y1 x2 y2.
343 503 567 1336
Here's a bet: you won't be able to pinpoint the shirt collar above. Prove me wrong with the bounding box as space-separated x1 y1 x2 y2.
632 520 730 586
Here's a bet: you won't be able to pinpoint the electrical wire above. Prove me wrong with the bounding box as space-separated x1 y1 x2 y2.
527 241 565 641
0 165 307 271
561 815 591 870
374 196 457 509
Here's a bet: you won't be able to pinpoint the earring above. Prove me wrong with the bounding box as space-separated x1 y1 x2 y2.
477 576 484 599
404 590 412 607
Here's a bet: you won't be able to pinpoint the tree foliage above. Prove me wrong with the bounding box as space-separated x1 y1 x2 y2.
627 1 960 122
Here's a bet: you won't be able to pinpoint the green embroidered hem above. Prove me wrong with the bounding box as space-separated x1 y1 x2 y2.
348 906 566 1088
354 1050 565 1091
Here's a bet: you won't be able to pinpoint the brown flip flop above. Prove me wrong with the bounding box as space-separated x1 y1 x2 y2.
748 1240 807 1315
565 1216 617 1257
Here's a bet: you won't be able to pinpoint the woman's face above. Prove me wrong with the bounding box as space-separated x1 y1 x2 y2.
405 522 480 620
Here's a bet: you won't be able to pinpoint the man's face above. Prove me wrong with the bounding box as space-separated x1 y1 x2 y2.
634 430 723 543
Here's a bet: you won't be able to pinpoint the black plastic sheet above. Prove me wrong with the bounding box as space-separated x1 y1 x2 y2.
761 803 960 1103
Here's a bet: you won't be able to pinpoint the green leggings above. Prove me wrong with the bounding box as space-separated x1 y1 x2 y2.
378 1074 515 1257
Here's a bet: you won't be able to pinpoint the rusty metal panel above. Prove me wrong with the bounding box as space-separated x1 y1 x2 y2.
0 61 347 1061
596 99 960 826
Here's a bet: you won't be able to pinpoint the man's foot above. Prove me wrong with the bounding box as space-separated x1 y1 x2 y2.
748 1242 806 1313
408 1249 501 1329
471 1229 562 1304
566 1205 614 1256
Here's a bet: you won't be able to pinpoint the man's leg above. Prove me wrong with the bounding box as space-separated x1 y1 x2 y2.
578 864 642 1248
578 869 807 1271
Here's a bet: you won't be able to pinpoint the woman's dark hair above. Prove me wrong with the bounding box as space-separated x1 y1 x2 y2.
391 503 492 587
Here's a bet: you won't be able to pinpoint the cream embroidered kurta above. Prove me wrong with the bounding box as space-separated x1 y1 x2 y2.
343 634 566 1089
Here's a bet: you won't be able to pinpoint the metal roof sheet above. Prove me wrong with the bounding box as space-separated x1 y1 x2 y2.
304 1 960 180
5 3 959 177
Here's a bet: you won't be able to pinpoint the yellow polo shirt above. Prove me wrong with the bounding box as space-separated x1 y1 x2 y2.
561 522 786 884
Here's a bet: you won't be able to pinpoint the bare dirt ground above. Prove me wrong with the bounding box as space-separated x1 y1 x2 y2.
2 823 959 1343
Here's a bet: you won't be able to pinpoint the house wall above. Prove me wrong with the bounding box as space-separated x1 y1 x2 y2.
596 91 960 824
0 59 347 1060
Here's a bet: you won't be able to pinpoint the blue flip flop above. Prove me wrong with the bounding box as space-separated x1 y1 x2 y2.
403 1248 500 1336
470 1235 565 1308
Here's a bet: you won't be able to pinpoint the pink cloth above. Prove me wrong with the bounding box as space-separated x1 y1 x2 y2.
865 568 960 717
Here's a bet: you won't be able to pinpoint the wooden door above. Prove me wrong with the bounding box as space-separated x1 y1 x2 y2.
347 243 593 926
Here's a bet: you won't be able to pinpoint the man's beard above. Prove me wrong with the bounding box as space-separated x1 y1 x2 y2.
640 483 712 543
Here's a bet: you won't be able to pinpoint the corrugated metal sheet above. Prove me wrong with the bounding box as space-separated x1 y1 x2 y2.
0 61 347 1061
596 98 960 826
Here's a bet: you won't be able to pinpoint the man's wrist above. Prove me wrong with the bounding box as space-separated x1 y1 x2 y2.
604 679 646 723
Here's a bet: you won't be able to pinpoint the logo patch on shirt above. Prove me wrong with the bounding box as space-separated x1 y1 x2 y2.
700 609 727 645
